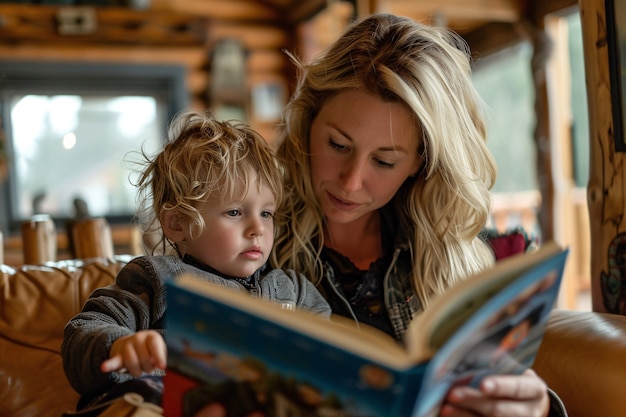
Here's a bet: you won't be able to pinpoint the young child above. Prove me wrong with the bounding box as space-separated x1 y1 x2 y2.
61 110 331 413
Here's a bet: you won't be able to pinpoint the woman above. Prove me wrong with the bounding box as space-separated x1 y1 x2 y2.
272 13 566 417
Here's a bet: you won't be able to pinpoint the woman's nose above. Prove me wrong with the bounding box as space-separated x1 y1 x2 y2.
340 157 366 192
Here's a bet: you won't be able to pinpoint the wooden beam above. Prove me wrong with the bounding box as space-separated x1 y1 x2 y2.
0 4 208 46
211 22 288 50
531 0 579 22
283 0 328 26
0 44 206 67
151 0 279 22
248 49 288 74
384 0 522 23
463 22 524 58
356 0 377 18
526 19 557 244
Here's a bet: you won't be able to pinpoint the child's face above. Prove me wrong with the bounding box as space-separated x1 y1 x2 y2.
184 178 276 278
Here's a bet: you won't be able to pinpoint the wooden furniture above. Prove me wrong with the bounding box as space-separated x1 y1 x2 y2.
66 217 115 260
0 258 128 417
20 215 57 265
2 219 143 267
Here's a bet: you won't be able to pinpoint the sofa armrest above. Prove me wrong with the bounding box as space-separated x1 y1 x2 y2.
533 309 626 417
0 258 125 417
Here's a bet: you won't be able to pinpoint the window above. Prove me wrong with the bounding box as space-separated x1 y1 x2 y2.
567 12 590 187
0 61 188 233
472 42 541 236
470 10 592 310
472 42 538 194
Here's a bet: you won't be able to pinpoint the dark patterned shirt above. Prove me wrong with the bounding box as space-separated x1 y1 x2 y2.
321 247 395 336
320 208 398 337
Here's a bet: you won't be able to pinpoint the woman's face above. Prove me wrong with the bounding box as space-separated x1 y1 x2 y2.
309 89 423 226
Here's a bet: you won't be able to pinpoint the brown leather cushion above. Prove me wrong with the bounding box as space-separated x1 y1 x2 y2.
534 309 626 417
0 259 124 417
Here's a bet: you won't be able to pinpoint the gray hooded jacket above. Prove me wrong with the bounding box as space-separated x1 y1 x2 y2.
61 255 331 400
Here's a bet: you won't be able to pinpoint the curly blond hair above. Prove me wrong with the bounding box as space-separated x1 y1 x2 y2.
133 110 283 255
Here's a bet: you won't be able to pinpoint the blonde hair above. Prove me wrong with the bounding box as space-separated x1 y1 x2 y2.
272 14 497 308
134 110 283 255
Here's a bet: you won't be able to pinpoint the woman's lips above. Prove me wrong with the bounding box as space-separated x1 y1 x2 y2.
327 191 359 210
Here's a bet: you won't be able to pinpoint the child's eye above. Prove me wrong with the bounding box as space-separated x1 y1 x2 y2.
328 139 349 152
261 210 274 219
226 209 241 217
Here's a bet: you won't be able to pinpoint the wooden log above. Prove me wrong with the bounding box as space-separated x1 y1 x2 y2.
0 4 208 46
150 0 279 22
211 23 287 50
579 0 626 313
247 49 288 74
386 0 522 23
0 43 208 103
522 19 556 243
0 44 206 67
186 70 208 97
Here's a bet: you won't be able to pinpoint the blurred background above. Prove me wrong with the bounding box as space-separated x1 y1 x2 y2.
0 0 590 309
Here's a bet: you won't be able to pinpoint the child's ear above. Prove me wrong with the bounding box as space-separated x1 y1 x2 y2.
161 210 187 243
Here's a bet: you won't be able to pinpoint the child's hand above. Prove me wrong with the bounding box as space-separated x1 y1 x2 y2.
100 330 167 377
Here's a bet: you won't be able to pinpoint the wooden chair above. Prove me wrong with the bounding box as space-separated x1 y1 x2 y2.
66 217 115 260
21 214 57 264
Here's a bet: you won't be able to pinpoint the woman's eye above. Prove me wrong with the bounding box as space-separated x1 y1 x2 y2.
226 209 241 217
328 139 348 152
374 158 395 169
261 210 274 219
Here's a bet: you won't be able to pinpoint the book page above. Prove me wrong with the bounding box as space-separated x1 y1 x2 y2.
165 278 430 417
404 241 564 362
410 244 568 417
174 274 414 370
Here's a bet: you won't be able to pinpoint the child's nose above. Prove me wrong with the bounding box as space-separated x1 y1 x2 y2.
247 217 264 237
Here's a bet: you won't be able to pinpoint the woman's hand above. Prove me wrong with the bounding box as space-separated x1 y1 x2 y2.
441 369 550 417
100 330 167 377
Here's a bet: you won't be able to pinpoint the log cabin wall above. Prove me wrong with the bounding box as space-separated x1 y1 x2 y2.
0 0 600 313
0 0 355 265
0 1 288 264
0 0 317 144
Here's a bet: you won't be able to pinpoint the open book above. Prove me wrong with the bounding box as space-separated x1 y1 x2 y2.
162 241 568 417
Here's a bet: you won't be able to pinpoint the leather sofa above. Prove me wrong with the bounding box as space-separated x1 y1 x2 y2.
1 258 626 417
0 258 132 417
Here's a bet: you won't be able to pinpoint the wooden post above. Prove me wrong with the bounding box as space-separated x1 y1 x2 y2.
526 20 556 243
579 0 626 313
0 230 4 265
